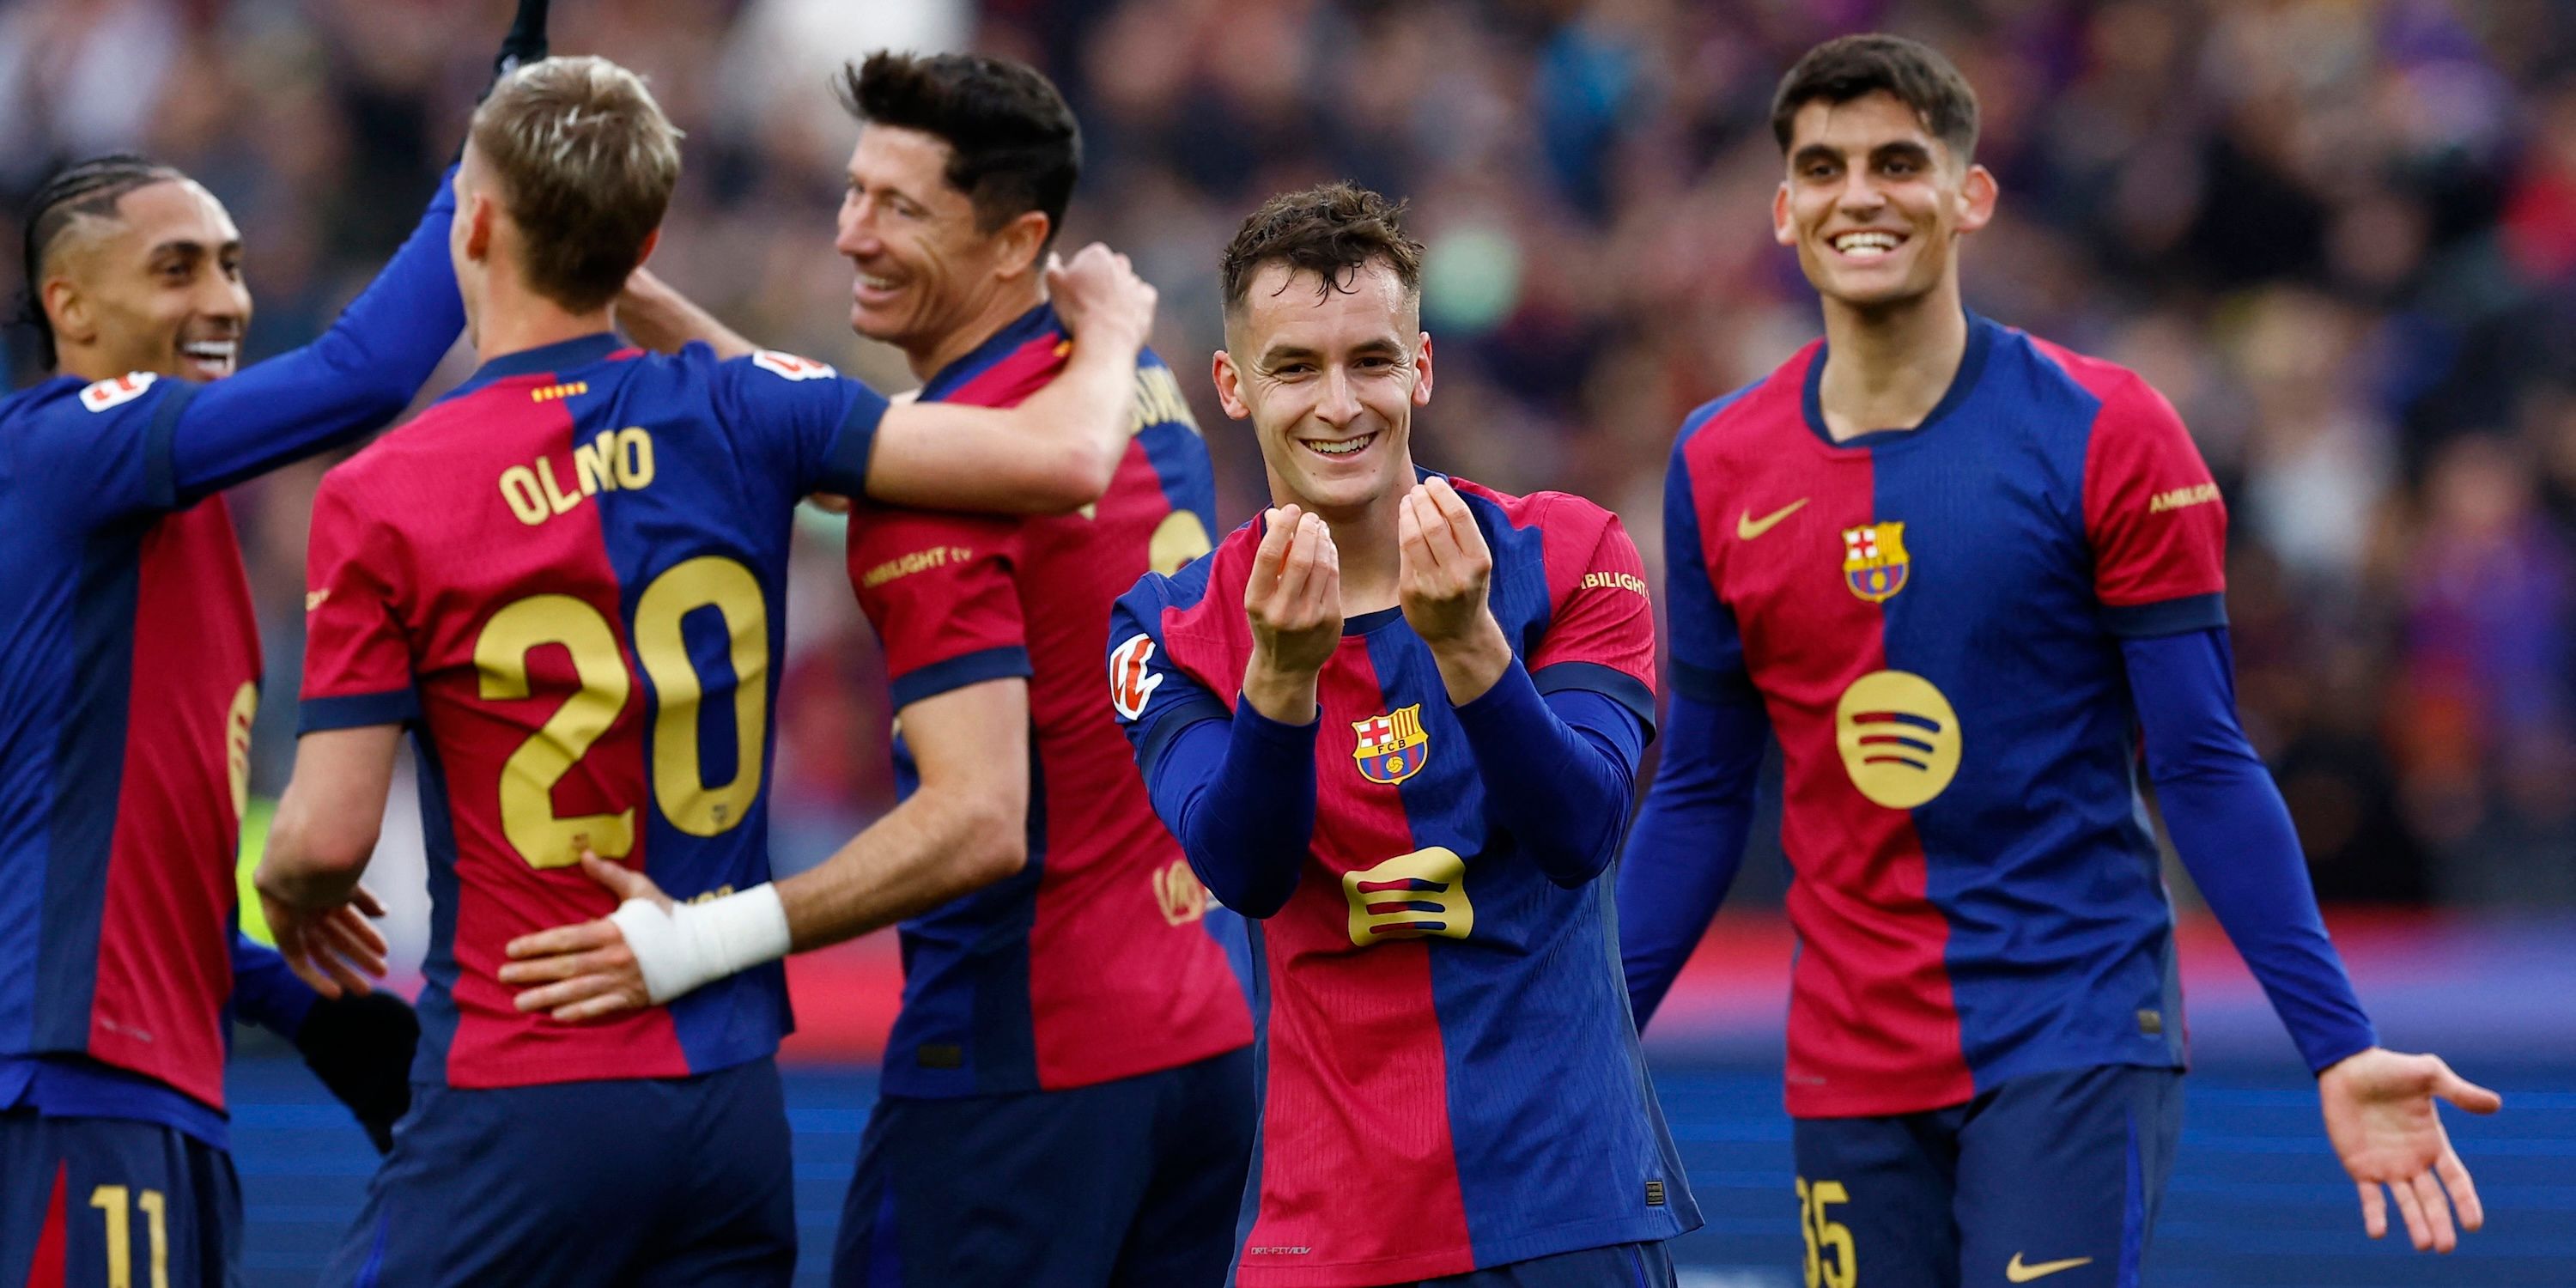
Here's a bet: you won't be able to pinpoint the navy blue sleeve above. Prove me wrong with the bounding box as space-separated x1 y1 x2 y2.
1144 703 1317 919
1452 659 1645 889
1616 687 1769 1029
1660 437 1749 704
168 167 465 504
230 927 319 1040
710 349 888 497
2124 627 2378 1074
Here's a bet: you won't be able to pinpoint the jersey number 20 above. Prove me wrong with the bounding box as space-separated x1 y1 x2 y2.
475 556 769 868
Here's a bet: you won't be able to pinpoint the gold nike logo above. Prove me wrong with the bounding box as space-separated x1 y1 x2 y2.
2005 1253 2093 1282
1736 497 1809 540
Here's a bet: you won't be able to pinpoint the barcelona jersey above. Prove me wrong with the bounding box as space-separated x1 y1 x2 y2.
1667 314 2227 1119
0 375 261 1123
1109 477 1698 1286
847 304 1252 1097
299 334 883 1090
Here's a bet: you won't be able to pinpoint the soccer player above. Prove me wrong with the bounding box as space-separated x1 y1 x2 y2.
1616 33 2500 1287
497 51 1255 1287
1104 184 1698 1287
0 0 550 1269
250 55 1160 1285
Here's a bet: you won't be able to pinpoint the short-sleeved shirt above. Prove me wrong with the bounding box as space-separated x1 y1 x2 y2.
846 304 1252 1097
0 373 258 1137
1109 475 1697 1286
299 334 883 1090
1665 313 2225 1119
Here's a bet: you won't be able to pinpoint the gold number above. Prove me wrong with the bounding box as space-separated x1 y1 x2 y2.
474 560 774 867
1798 1176 1855 1288
633 556 768 836
88 1187 167 1288
477 595 636 868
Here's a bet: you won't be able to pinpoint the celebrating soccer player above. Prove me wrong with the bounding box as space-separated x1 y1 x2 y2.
496 52 1256 1287
1104 185 1698 1287
1616 33 2501 1287
249 52 1159 1285
0 3 564 1276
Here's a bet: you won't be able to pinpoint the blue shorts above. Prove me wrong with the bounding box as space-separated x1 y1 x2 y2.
1403 1241 1674 1287
321 1057 793 1288
0 1109 239 1288
1790 1064 2183 1288
835 1046 1253 1287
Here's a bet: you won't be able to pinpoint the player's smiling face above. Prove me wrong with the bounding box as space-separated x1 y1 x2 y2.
1774 91 1994 311
1212 258 1433 519
47 179 249 383
836 125 1040 363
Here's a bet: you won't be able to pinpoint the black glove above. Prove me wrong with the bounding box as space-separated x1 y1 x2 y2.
294 991 422 1155
490 0 551 88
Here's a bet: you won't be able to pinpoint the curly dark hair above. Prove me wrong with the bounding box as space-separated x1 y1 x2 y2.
15 153 187 369
837 51 1080 254
1218 182 1424 317
1771 33 1980 162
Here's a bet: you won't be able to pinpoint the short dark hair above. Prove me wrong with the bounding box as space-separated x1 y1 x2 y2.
1219 183 1424 317
1771 33 1979 162
837 52 1080 255
470 57 683 313
15 153 188 369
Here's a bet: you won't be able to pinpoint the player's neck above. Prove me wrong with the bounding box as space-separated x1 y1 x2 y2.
902 279 1048 384
475 276 614 367
1316 488 1411 617
1815 282 1969 442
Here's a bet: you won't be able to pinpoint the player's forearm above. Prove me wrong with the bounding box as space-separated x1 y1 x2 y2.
2124 629 2378 1072
1147 711 1316 918
1426 614 1512 707
774 787 1027 952
1454 663 1640 886
998 334 1138 505
230 927 321 1038
1617 688 1766 1028
616 266 755 359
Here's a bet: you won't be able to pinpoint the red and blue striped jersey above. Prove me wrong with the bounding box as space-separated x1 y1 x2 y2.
0 375 260 1122
1108 476 1697 1285
1667 314 2226 1118
847 305 1253 1097
299 334 883 1090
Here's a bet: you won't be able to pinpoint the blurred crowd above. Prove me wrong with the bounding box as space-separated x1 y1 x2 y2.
5 0 2571 908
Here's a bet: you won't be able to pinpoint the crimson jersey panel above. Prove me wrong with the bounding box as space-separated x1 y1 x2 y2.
847 304 1251 1097
300 334 882 1090
0 374 258 1112
1668 315 2220 1119
1109 475 1694 1287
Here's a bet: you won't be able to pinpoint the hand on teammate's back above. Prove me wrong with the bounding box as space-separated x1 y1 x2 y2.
2318 1046 2501 1253
1045 244 1157 354
1242 506 1341 725
498 853 666 1023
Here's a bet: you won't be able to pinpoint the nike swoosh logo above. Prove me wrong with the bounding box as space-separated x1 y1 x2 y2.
2006 1253 2094 1283
1736 497 1809 540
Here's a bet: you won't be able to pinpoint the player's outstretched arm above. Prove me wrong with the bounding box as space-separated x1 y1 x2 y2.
2319 1048 2500 1253
496 679 1035 1019
617 266 755 360
255 725 402 999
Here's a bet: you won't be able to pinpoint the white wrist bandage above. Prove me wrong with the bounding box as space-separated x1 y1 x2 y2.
608 884 791 1005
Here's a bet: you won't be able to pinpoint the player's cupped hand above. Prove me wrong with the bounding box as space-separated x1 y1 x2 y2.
1047 243 1157 354
266 884 392 1001
2318 1046 2501 1252
1395 477 1494 645
500 851 668 1023
1242 505 1342 724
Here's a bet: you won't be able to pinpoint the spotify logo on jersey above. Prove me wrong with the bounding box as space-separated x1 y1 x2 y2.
1834 670 1962 809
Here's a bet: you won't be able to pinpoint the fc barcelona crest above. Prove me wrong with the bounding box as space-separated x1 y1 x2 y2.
1352 705 1430 785
1841 521 1911 603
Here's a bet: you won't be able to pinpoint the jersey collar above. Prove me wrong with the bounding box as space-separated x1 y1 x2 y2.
1799 310 1996 452
918 302 1063 403
442 331 626 403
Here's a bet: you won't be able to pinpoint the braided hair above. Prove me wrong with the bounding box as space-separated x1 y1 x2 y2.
14 153 185 370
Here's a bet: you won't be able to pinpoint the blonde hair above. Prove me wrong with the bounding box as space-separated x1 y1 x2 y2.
468 56 683 311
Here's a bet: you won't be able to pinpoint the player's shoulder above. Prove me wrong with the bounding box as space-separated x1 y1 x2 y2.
2008 327 2180 430
1115 516 1249 626
1673 338 1820 464
1447 474 1621 546
5 370 186 435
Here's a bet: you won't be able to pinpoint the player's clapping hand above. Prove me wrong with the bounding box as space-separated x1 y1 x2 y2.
260 884 392 1001
499 852 668 1023
2318 1047 2501 1252
1046 244 1157 353
1242 505 1341 724
1399 477 1511 703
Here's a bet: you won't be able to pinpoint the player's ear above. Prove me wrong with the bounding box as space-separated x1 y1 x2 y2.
1956 163 1998 235
41 276 96 349
464 193 496 264
1771 181 1796 248
1412 331 1435 407
633 227 661 269
1212 349 1251 421
995 210 1050 282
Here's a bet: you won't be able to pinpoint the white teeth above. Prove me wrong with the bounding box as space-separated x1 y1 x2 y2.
1303 434 1372 457
1832 232 1900 257
858 276 896 290
182 342 235 358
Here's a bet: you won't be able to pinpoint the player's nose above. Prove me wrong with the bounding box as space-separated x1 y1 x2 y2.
1315 367 1364 427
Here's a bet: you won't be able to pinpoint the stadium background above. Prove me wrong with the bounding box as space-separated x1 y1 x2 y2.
4 0 2571 1282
